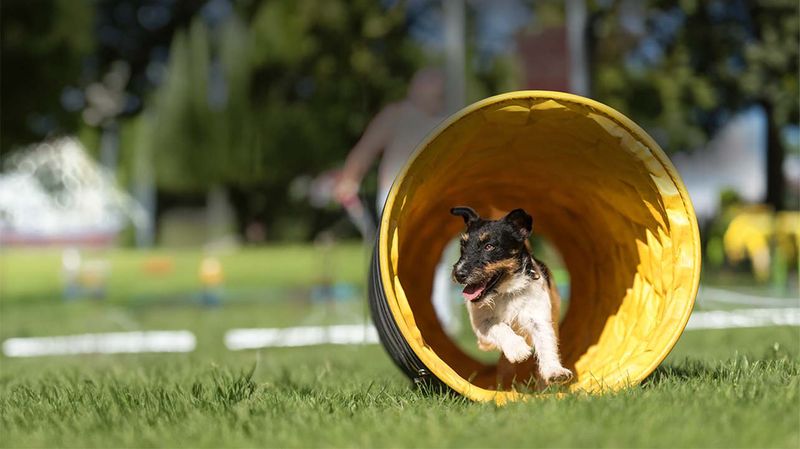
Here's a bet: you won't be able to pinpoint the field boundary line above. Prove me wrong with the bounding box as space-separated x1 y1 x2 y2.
225 324 379 350
2 331 196 357
686 307 800 330
697 286 800 307
6 308 796 358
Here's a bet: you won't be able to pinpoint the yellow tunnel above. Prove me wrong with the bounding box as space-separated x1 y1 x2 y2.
368 91 702 403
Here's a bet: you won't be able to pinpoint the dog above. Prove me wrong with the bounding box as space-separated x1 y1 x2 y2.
450 206 573 387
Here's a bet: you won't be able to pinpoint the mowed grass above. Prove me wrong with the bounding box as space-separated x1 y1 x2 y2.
1 246 799 448
0 244 366 306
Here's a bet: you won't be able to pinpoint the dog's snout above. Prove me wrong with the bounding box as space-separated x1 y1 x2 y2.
453 265 469 283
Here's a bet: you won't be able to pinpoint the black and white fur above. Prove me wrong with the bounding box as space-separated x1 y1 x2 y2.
451 207 573 386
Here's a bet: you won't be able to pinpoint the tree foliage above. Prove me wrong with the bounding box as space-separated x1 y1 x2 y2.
590 0 799 208
144 0 424 236
148 0 419 190
1 0 94 154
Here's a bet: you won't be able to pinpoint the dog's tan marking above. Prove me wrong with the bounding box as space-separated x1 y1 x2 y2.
479 232 490 241
461 233 469 241
482 258 519 275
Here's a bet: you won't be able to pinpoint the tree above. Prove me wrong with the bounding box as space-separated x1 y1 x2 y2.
145 0 424 238
1 0 94 154
589 0 799 210
2 0 520 240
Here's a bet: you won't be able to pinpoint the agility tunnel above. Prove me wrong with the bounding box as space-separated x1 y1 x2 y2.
368 91 701 403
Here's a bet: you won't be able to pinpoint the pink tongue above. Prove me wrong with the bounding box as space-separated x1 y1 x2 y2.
462 283 487 301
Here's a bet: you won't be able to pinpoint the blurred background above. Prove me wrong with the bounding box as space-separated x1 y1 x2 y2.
0 0 798 358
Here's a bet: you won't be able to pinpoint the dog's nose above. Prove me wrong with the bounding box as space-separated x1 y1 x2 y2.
454 266 469 283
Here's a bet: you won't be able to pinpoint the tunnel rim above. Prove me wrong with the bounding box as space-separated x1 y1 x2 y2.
375 90 702 403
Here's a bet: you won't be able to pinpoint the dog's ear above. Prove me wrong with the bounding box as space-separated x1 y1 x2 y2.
450 206 479 225
504 208 532 239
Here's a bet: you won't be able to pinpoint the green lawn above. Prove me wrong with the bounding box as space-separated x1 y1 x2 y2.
0 245 366 306
1 246 798 448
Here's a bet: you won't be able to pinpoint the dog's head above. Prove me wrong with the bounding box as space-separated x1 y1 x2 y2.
450 207 533 302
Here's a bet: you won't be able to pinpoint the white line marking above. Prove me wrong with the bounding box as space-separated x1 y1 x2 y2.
225 324 379 350
6 308 795 358
2 331 196 357
697 286 800 307
686 308 800 330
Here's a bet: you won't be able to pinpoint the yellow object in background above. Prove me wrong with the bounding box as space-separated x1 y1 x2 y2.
199 256 224 287
724 208 800 282
371 91 702 403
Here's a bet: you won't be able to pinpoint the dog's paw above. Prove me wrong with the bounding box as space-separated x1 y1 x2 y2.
543 366 573 385
503 344 532 364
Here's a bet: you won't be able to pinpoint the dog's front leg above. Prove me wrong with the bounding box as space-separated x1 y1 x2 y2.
476 321 531 363
522 315 572 384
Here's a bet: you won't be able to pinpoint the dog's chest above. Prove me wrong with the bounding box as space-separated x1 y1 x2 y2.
468 279 551 327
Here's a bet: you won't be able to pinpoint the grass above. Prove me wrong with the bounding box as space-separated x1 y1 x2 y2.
1 245 799 448
0 245 366 306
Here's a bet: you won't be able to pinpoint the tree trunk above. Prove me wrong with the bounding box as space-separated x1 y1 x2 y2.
227 186 251 239
761 100 785 211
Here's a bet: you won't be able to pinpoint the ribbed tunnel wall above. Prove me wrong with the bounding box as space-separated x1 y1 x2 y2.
370 91 701 403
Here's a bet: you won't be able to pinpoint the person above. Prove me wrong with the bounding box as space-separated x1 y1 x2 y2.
335 68 446 205
334 67 460 333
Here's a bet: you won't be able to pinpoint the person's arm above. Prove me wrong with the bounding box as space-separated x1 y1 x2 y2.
334 104 397 202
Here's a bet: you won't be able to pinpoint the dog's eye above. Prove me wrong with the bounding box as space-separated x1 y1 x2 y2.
484 243 494 251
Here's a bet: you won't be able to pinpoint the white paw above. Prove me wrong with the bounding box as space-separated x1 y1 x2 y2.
542 366 573 385
503 343 532 364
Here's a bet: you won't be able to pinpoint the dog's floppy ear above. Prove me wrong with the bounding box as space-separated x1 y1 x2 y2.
450 206 479 225
504 208 532 239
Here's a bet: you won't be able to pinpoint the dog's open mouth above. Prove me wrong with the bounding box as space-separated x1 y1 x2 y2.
461 273 503 302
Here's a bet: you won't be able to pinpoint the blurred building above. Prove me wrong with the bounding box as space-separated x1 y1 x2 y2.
671 109 767 221
517 27 570 92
